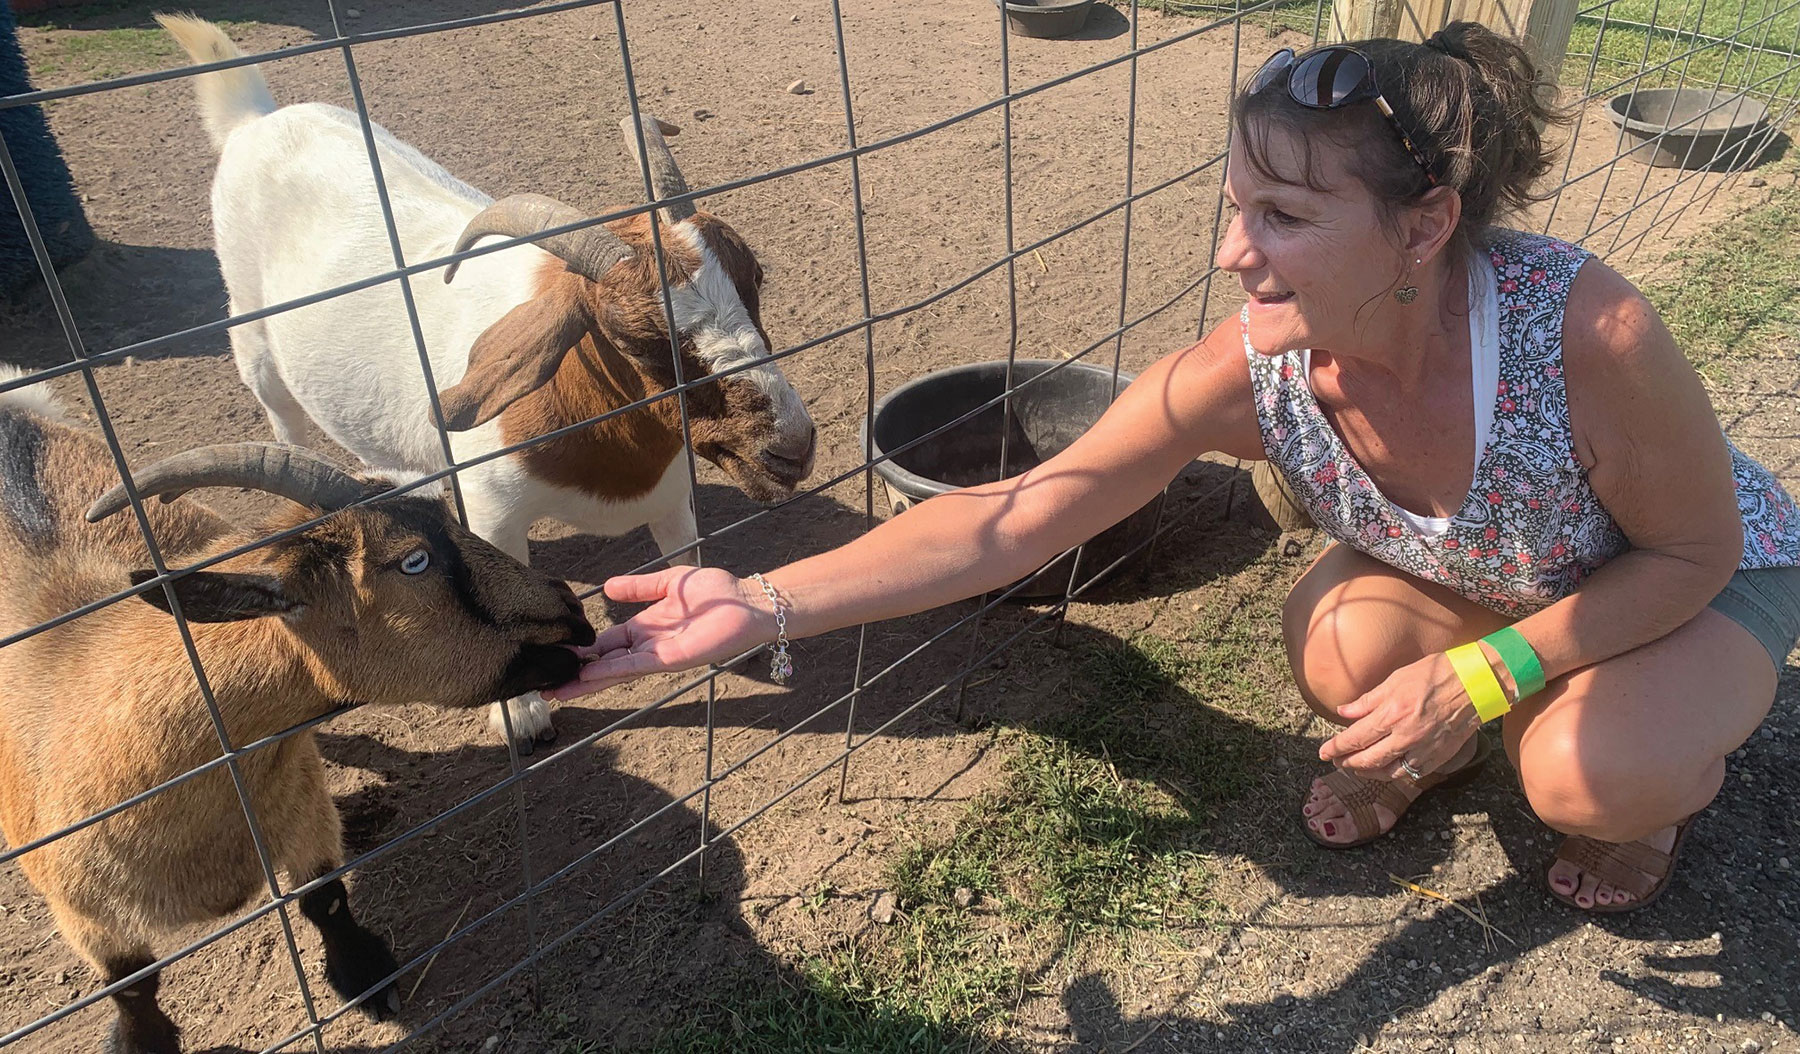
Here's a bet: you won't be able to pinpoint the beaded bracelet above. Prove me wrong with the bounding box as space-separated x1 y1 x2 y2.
748 573 793 684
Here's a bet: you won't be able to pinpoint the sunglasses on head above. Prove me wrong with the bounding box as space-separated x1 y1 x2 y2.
1247 46 1438 187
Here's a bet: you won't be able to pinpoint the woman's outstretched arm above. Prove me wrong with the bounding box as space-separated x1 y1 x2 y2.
548 324 1265 698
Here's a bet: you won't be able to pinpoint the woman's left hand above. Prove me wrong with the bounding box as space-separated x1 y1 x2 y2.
1320 652 1485 779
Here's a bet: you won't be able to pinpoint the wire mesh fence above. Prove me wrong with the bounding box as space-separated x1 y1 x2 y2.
0 0 1793 1048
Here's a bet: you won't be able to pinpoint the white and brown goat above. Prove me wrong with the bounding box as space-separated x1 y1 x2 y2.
0 368 594 1053
159 15 816 748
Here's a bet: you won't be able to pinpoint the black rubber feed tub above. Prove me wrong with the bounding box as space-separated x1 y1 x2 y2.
864 360 1161 601
991 0 1095 38
1605 88 1770 169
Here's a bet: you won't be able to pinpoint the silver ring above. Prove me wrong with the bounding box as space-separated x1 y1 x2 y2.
1399 758 1425 782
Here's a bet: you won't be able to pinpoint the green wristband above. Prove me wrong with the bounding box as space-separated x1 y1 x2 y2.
1482 625 1546 701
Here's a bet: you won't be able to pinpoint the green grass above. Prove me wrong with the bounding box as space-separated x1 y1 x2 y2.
1564 0 1800 98
25 28 179 81
1131 0 1328 39
648 971 998 1054
1643 172 1800 369
19 18 266 84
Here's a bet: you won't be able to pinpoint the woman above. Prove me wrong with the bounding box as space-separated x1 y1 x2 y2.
547 23 1800 913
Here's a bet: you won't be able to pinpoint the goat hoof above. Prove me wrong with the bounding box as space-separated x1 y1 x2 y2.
489 695 555 751
323 930 403 1022
355 979 402 1022
107 1015 180 1054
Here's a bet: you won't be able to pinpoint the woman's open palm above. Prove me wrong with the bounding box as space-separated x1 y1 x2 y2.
544 567 768 700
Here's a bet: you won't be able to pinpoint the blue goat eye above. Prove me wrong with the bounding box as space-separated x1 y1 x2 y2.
401 549 431 575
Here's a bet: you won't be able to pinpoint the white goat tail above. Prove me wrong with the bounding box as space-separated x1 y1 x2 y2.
157 13 276 151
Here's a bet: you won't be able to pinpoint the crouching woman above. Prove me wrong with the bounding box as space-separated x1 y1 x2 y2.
548 23 1800 914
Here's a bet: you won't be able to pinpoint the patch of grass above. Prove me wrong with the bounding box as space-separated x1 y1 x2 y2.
1134 0 1327 40
1643 174 1800 370
1563 0 1800 97
22 21 264 84
892 732 1217 936
649 950 1002 1053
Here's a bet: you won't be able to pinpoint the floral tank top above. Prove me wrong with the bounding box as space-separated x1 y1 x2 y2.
1247 228 1800 616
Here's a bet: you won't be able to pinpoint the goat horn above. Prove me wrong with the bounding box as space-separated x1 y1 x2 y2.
442 193 634 285
85 444 375 523
620 114 696 223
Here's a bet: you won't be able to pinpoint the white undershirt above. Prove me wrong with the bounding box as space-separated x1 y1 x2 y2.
1303 248 1499 538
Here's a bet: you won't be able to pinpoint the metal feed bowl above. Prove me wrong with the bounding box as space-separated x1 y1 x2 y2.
1605 88 1771 169
990 0 1096 39
862 359 1161 601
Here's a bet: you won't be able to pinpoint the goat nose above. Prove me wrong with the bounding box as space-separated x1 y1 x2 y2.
772 425 817 465
565 611 598 647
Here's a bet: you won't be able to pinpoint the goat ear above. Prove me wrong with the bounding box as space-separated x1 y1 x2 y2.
128 569 301 623
437 295 592 431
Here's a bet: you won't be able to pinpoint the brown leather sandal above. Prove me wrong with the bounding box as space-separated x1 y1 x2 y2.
1546 813 1699 913
1302 734 1493 850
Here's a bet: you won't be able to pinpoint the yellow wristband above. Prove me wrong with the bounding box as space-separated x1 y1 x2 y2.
1445 643 1511 723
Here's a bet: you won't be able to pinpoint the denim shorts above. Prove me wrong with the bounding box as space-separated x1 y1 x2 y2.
1708 565 1800 669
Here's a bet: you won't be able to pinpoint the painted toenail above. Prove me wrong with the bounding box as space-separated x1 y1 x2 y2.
1323 823 1336 837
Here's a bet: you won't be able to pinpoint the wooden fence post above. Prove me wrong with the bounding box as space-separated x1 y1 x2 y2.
1328 0 1580 84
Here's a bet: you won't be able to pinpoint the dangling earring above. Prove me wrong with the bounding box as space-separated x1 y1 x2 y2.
1394 258 1421 304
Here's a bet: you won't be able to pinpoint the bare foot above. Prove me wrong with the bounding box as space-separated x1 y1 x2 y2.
1547 824 1680 909
1302 735 1480 845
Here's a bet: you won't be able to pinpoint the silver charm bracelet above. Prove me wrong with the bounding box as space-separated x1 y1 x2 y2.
748 573 792 683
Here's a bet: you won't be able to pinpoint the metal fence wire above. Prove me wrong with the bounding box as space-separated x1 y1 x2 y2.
0 0 1795 1048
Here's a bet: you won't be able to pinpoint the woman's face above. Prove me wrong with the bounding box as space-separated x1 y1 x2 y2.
1216 124 1410 357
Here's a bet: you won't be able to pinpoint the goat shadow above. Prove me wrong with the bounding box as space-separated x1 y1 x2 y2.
1 241 228 371
5 727 986 1053
286 730 989 1051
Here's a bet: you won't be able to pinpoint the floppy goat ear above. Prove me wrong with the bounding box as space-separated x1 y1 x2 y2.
128 569 301 623
437 289 593 432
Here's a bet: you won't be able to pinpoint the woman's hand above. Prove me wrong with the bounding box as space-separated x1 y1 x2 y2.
1319 652 1485 779
543 567 772 700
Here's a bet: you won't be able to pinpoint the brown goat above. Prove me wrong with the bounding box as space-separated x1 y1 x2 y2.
0 369 594 1053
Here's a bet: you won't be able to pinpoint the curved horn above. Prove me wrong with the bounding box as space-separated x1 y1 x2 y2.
620 115 696 223
442 193 634 285
86 444 375 523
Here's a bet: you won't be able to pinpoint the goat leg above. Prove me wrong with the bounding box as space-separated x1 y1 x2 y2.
101 954 180 1054
298 875 403 1021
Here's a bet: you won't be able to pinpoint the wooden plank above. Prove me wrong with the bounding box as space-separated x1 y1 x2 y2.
1328 0 1579 82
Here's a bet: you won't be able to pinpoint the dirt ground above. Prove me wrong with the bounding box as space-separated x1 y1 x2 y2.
2 0 1797 1051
